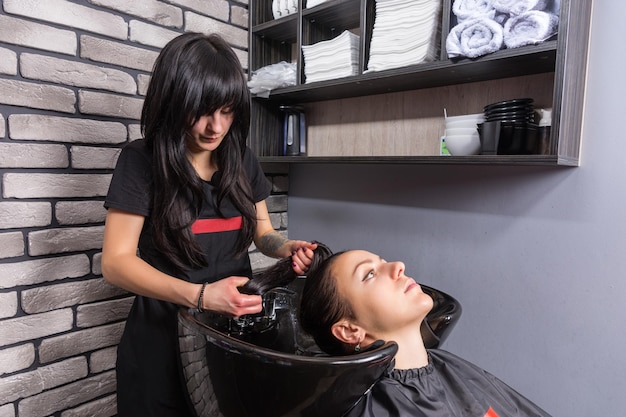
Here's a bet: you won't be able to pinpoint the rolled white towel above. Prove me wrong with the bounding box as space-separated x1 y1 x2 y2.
272 0 282 19
305 0 329 8
493 0 549 15
446 16 504 59
503 10 559 49
452 0 496 21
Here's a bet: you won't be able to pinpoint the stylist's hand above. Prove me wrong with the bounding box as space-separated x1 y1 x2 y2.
202 276 263 318
287 240 318 275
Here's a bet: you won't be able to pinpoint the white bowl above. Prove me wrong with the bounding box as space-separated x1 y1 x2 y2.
445 127 479 136
445 112 484 122
445 119 482 129
444 132 481 156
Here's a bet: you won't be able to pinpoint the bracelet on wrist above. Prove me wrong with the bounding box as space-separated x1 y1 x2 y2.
197 282 208 312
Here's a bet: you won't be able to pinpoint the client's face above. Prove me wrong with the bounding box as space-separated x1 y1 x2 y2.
331 250 434 335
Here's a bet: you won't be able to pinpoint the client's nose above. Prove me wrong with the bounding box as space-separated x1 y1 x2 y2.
388 261 405 280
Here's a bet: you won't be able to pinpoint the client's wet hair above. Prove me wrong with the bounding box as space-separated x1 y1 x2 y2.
299 251 355 355
238 241 355 355
238 241 334 295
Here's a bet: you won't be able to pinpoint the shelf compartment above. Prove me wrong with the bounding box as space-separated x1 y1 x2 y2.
252 15 298 42
254 41 557 103
248 0 592 166
302 0 361 30
249 3 299 74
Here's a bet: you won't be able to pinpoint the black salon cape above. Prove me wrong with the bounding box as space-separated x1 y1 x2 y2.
343 349 552 417
104 139 271 417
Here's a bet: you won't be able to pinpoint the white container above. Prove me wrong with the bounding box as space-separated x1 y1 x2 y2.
445 113 484 122
444 131 481 156
445 119 482 129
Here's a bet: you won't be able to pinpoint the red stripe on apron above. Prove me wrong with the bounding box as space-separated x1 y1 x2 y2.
484 407 499 417
191 216 243 234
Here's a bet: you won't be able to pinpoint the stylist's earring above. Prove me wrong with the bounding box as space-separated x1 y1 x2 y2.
354 340 361 352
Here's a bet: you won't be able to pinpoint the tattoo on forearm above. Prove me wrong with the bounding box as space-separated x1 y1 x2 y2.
259 233 288 256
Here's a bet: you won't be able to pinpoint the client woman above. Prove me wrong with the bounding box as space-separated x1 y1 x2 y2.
296 247 553 417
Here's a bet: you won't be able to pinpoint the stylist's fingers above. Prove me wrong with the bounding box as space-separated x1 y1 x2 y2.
291 246 315 275
293 240 318 252
229 276 252 287
204 277 263 317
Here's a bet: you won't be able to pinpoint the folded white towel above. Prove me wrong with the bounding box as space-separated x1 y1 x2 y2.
305 0 329 8
452 0 496 21
446 16 503 58
493 0 550 15
365 0 441 72
302 30 360 83
503 10 559 48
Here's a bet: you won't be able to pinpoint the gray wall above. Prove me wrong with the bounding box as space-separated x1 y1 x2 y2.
287 1 625 416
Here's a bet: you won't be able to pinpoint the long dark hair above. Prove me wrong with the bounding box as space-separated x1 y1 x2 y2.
299 250 356 355
238 242 356 355
141 32 255 272
239 242 334 295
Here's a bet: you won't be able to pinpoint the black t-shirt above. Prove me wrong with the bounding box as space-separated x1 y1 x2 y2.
104 139 272 416
105 138 272 283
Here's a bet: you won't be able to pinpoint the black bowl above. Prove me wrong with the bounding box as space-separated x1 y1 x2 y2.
483 98 533 112
486 116 533 122
478 121 539 155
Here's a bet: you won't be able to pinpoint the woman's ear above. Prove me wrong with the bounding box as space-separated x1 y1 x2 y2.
331 320 363 344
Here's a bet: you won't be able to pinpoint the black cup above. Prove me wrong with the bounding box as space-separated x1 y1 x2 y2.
478 121 500 155
479 121 539 155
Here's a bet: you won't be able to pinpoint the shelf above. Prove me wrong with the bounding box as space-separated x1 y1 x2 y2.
258 154 569 166
302 0 361 30
252 14 298 42
248 0 592 166
254 41 557 103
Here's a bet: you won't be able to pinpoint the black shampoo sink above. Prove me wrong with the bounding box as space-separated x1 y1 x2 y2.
177 278 461 417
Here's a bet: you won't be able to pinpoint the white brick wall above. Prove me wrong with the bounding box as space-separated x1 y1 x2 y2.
0 233 25 259
129 20 180 48
55 201 108 225
0 254 91 288
0 79 76 113
0 309 74 346
0 14 77 55
3 174 112 198
79 35 159 72
18 371 116 417
9 114 127 143
0 143 69 168
89 0 183 28
0 47 17 75
0 1 291 415
0 404 15 417
0 202 52 228
0 292 19 319
0 357 88 404
0 344 35 376
20 53 137 94
3 0 128 40
78 90 143 119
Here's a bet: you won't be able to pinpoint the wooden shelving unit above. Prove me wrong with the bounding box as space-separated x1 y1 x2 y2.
248 0 592 166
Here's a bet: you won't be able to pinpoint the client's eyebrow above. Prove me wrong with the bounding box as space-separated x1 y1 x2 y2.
352 255 384 278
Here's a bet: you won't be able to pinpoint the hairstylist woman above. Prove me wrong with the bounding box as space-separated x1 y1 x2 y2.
101 32 316 416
